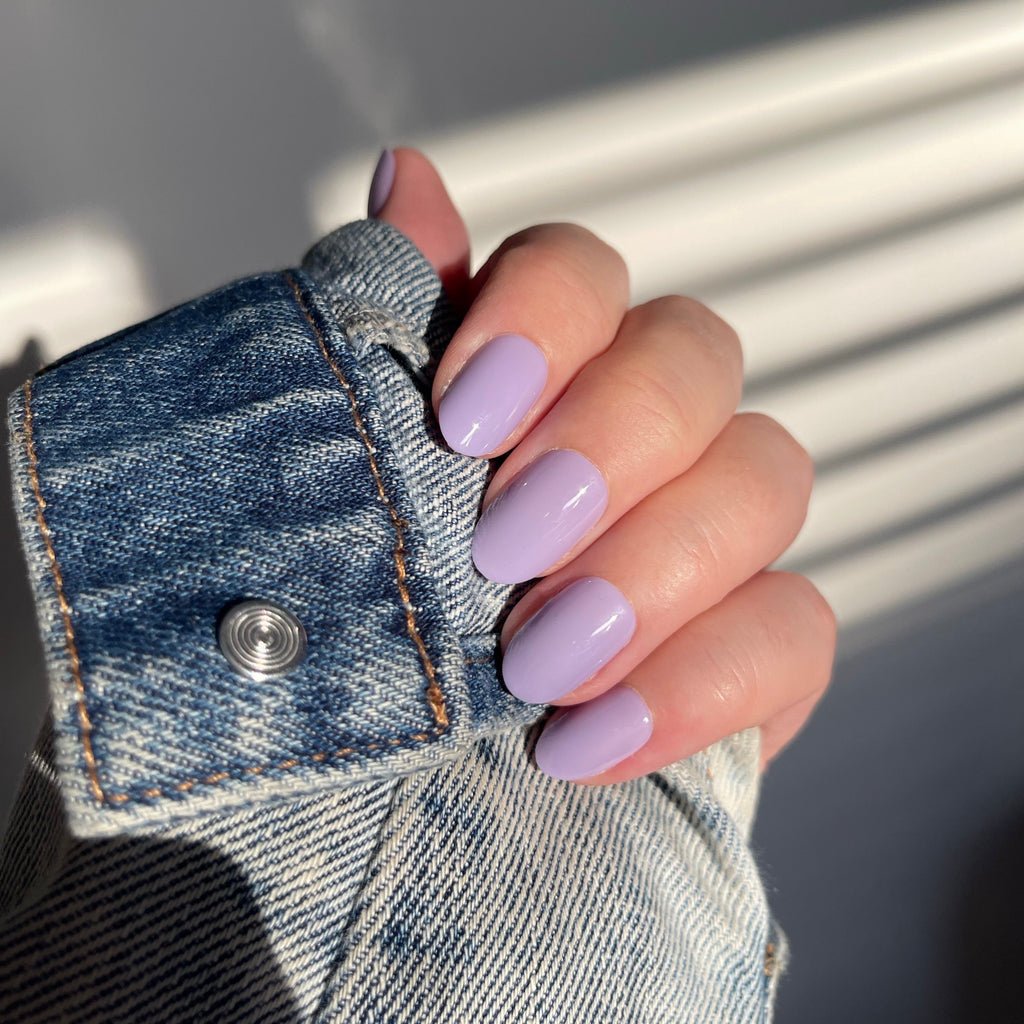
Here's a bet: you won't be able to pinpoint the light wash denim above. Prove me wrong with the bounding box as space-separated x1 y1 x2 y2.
0 220 787 1023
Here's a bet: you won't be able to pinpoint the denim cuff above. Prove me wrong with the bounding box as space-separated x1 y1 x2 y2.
7 219 542 838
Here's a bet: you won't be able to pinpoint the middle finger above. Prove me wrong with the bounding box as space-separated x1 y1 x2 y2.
472 295 743 584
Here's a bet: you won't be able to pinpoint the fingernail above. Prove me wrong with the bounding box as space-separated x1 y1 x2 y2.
534 686 653 780
438 334 547 456
503 577 636 703
472 450 608 584
368 149 396 217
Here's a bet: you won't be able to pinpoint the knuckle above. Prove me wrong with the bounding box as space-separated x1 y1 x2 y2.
637 294 744 399
696 618 763 716
612 361 698 454
809 588 839 668
687 572 838 722
776 572 838 692
639 499 724 595
731 413 815 500
796 573 837 643
641 293 701 322
550 222 628 277
501 222 629 311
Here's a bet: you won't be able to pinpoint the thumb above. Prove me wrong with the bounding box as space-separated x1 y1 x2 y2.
368 147 472 311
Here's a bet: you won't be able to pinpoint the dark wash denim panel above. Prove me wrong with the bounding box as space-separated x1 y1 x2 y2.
7 220 540 837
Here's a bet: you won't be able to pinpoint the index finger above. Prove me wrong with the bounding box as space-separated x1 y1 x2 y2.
432 223 629 458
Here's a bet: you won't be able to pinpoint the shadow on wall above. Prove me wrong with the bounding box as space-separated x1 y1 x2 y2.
952 801 1024 1024
1 342 50 832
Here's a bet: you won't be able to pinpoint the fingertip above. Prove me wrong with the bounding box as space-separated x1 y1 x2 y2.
367 149 396 218
533 685 654 782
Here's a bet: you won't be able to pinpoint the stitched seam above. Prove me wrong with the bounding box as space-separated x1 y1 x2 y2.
110 734 436 803
284 270 449 729
22 380 105 804
109 654 490 802
28 275 459 807
345 311 419 337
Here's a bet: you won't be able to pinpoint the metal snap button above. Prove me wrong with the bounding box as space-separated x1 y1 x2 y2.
218 600 307 680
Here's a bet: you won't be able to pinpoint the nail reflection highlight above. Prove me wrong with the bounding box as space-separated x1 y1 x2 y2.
503 577 635 703
471 450 608 584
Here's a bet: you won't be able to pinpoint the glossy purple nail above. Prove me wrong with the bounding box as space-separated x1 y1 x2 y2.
503 577 636 703
438 334 547 456
368 149 396 217
534 686 653 780
472 449 608 584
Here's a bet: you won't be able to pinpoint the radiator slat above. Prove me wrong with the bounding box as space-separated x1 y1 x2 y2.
804 487 1024 630
784 399 1024 567
707 196 1024 380
743 302 1024 464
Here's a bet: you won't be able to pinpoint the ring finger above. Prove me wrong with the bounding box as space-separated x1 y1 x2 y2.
499 413 813 706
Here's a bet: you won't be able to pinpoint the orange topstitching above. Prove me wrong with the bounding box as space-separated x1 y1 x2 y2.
22 272 462 806
22 380 104 804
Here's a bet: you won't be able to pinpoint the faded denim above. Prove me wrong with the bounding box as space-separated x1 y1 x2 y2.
0 220 786 1022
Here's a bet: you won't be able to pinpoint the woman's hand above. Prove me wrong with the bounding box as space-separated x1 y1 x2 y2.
373 148 837 783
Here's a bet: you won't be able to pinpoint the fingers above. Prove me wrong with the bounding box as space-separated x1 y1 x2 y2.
369 153 831 776
372 155 829 775
471 295 743 583
499 413 813 706
533 571 837 784
372 155 631 466
432 223 630 458
370 148 472 309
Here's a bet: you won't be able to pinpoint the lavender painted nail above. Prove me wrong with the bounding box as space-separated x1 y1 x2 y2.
534 686 653 780
472 449 608 584
367 149 396 217
438 334 547 456
503 577 636 703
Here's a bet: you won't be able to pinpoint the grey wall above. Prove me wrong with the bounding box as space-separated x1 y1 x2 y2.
1 0 945 305
758 562 1024 1023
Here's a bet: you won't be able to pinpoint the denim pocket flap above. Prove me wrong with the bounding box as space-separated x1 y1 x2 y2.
9 227 540 837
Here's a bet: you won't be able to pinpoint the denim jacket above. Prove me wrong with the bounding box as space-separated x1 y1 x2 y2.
0 219 786 1023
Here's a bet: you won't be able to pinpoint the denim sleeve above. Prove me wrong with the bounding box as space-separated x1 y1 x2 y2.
0 220 787 1023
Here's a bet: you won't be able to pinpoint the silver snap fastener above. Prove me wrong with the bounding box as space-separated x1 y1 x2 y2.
218 600 307 680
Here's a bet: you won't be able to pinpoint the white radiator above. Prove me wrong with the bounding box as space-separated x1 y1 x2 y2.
315 0 1024 635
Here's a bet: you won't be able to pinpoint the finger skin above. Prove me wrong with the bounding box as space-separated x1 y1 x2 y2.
373 147 473 310
501 413 813 706
563 571 837 785
431 223 630 455
479 296 744 578
759 692 823 771
374 154 832 772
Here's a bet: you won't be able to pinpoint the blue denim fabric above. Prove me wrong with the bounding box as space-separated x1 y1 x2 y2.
0 220 786 1022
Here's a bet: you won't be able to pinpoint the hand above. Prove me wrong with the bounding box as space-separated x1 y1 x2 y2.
372 148 837 783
